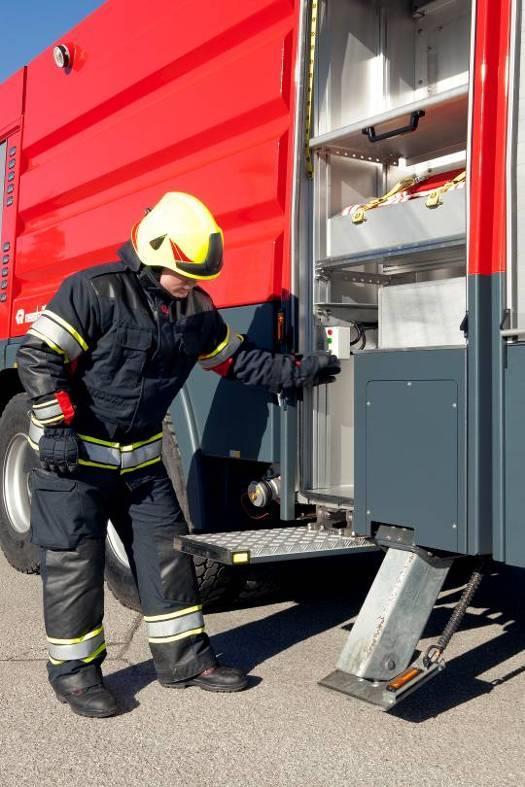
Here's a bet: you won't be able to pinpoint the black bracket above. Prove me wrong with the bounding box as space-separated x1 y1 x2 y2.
500 308 511 331
362 110 425 144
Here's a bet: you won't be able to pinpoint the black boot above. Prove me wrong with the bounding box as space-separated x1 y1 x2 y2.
53 665 119 718
161 664 248 692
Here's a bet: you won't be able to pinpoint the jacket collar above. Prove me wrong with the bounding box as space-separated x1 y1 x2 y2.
118 240 175 305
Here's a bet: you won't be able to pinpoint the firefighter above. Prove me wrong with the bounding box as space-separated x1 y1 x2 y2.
16 192 340 718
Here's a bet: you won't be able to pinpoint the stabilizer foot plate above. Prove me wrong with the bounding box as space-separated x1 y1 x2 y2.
319 660 444 711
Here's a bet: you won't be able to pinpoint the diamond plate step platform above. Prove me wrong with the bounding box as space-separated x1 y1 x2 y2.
174 526 376 565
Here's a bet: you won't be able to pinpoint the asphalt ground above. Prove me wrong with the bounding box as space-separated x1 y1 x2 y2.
1 549 524 787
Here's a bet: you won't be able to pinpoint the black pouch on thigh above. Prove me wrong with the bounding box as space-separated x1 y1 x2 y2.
30 469 106 549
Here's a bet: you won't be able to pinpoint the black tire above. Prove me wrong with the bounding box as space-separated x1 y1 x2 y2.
105 416 240 612
0 393 40 574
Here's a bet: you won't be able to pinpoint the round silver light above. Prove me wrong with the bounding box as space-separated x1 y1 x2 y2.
53 44 71 70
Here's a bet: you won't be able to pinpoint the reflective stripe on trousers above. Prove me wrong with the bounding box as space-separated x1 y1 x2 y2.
47 626 106 665
145 605 205 643
28 416 163 473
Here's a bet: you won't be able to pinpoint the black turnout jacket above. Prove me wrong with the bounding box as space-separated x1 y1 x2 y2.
16 242 280 443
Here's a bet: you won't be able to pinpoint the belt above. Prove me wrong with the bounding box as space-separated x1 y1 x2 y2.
29 416 163 473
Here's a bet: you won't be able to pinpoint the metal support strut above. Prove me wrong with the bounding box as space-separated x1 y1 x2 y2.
320 543 454 710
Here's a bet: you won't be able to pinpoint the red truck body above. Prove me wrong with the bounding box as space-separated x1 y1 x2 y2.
0 0 299 341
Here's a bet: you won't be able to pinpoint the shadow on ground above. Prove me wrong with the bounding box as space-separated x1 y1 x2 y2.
107 555 525 721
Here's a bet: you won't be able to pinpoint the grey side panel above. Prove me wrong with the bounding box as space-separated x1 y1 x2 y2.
169 302 280 469
489 275 506 561
503 343 525 567
353 347 466 553
467 275 504 554
5 338 22 370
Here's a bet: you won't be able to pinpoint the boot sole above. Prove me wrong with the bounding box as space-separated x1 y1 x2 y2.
56 695 119 718
161 679 248 693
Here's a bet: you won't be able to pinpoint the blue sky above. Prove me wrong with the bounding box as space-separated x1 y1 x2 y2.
0 0 105 83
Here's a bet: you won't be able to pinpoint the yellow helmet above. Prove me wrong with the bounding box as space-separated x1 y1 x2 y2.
131 192 224 280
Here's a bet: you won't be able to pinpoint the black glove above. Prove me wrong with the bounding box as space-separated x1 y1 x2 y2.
295 352 341 388
38 427 79 473
268 351 341 394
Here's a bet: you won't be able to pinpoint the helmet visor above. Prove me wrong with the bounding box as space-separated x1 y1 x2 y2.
172 232 224 280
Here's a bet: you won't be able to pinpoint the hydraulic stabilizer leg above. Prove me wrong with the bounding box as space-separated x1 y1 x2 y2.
320 537 454 710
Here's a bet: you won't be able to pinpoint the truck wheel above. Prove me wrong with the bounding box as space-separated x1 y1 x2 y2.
0 393 40 573
105 417 240 612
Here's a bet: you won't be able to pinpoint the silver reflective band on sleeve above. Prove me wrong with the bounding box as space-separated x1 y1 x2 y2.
28 415 45 449
198 326 243 370
32 397 64 424
47 627 105 662
145 607 204 641
29 310 87 361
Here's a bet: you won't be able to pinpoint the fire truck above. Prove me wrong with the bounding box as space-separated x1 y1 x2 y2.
0 0 521 708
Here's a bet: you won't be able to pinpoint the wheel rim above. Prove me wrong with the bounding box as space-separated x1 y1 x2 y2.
106 521 130 568
3 433 38 535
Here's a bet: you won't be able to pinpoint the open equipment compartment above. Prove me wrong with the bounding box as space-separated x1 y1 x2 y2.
302 0 473 506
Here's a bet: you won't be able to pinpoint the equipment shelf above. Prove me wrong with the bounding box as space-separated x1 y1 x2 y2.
316 236 466 275
310 85 468 165
315 303 378 323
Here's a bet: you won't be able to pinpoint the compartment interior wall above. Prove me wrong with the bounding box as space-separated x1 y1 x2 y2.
317 0 472 135
312 359 356 494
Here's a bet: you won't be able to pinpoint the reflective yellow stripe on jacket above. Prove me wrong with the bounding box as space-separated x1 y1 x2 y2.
28 309 88 362
198 325 243 370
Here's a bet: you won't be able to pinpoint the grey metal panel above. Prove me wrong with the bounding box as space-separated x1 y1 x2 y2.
503 343 525 567
4 339 19 370
511 0 525 330
492 275 506 561
467 276 499 557
353 348 466 552
328 187 465 259
170 302 280 465
366 379 459 549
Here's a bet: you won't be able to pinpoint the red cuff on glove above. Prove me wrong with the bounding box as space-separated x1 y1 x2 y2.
210 357 235 377
55 390 76 425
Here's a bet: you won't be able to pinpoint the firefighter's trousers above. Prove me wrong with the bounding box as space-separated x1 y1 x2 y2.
30 463 216 685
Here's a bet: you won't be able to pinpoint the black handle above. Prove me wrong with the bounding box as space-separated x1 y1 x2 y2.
362 110 425 144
